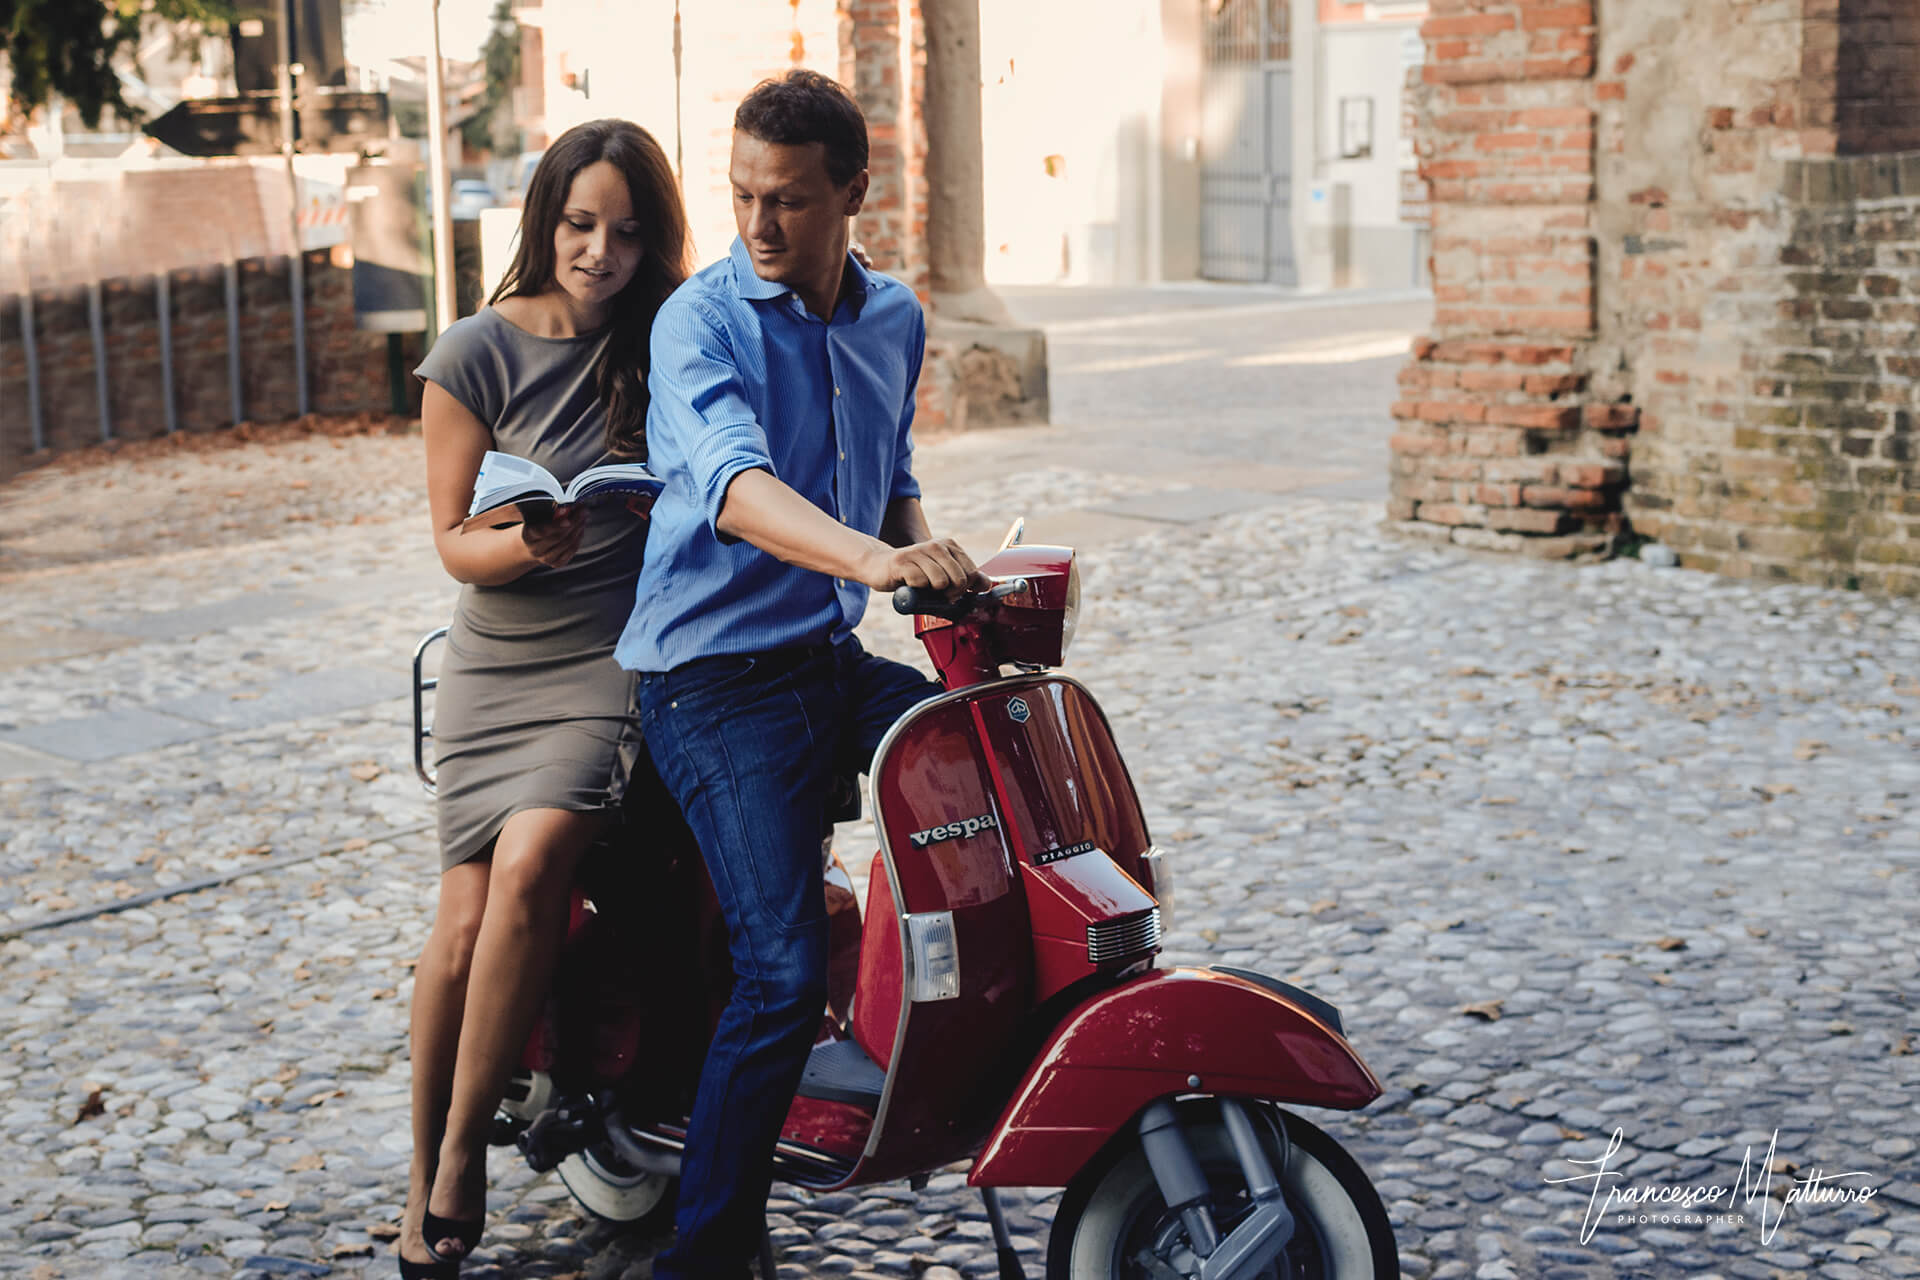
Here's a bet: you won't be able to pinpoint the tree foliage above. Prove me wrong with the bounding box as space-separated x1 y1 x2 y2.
3 0 235 128
458 0 519 156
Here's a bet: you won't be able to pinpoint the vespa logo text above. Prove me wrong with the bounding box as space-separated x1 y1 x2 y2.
909 814 999 848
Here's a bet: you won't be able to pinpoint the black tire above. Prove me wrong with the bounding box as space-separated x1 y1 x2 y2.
1047 1103 1398 1280
555 1142 678 1232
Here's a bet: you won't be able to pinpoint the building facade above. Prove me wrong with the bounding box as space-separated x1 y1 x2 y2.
1388 0 1920 594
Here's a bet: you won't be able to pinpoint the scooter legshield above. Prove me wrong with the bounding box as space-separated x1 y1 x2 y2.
967 966 1381 1188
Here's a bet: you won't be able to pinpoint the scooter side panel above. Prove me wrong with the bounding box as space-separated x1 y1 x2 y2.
967 967 1383 1188
855 696 1037 1181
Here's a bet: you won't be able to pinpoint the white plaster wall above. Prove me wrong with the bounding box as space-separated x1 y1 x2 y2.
1308 18 1424 288
978 0 1170 284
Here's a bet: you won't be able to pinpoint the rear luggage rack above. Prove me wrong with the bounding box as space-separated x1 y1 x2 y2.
412 626 449 795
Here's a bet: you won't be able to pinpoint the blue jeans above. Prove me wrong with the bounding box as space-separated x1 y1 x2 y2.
638 636 939 1280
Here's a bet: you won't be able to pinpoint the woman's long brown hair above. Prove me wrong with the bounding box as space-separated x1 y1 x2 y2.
488 119 692 458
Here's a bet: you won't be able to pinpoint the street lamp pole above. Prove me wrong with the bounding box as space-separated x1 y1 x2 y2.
278 0 309 414
425 0 457 337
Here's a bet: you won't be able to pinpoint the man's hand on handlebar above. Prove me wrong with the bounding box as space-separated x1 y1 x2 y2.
859 537 990 595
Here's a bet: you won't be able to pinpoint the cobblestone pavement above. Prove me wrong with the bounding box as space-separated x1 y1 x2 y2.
2 291 1917 1280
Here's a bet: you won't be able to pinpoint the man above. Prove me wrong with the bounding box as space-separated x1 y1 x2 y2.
615 70 987 1280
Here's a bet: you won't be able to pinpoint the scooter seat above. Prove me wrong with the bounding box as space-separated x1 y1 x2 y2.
796 1037 886 1108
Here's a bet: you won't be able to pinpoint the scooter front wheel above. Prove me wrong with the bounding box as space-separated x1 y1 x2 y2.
555 1142 677 1232
1048 1103 1397 1280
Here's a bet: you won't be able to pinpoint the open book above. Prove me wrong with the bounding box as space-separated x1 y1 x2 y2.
462 451 665 534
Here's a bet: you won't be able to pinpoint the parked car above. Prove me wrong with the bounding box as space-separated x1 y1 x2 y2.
504 150 545 205
449 179 497 221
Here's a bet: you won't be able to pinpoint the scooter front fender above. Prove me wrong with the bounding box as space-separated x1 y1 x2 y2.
968 966 1381 1188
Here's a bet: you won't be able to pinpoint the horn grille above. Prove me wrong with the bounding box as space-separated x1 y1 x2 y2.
1088 907 1162 964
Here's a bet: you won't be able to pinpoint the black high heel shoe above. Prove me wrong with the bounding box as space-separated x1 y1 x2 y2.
398 1246 457 1280
421 1210 484 1267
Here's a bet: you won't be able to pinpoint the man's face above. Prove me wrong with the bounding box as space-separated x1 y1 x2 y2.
729 132 868 289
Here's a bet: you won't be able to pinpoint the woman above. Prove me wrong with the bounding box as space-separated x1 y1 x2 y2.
403 119 691 1277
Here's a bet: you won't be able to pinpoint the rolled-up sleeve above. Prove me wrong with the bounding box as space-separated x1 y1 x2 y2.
649 299 775 537
888 309 925 506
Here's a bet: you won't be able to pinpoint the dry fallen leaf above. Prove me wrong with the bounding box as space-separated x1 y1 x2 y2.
266 1201 290 1212
1746 924 1770 938
331 1243 374 1259
1482 795 1518 806
1558 1125 1586 1140
368 1222 401 1241
370 988 397 1001
1461 1000 1504 1022
73 1088 106 1124
1653 936 1688 952
1894 1035 1913 1056
289 1153 326 1171
1309 899 1338 915
349 762 384 782
341 837 370 852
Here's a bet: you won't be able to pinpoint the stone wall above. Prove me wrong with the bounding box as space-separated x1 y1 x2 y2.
0 254 422 484
1393 0 1920 593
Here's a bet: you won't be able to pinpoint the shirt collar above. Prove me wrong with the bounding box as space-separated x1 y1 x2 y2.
728 236 879 314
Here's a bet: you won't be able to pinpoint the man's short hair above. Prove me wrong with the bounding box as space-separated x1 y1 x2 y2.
734 69 869 188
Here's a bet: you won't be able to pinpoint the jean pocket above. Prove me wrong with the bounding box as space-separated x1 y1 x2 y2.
665 654 762 704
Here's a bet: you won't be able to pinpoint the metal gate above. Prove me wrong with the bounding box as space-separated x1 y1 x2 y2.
1200 0 1294 284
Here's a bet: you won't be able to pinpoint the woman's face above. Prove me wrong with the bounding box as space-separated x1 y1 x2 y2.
551 159 643 316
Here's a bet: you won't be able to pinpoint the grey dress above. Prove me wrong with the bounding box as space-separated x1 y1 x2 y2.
416 307 647 871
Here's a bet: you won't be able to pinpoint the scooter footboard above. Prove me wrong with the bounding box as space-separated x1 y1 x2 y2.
967 966 1381 1188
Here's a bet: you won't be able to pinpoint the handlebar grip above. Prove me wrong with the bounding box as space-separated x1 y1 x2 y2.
892 578 1029 620
892 584 975 620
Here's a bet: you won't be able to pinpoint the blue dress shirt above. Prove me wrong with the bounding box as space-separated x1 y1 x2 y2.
615 238 925 672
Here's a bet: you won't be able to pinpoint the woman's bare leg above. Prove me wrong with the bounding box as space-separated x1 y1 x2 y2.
401 860 492 1267
425 808 601 1254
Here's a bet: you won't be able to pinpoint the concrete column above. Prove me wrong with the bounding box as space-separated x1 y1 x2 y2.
922 0 1010 324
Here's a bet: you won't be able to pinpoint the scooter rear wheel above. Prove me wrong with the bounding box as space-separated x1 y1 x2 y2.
555 1142 677 1232
1047 1103 1397 1280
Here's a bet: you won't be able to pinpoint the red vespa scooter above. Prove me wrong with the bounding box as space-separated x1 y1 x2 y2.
411 523 1399 1280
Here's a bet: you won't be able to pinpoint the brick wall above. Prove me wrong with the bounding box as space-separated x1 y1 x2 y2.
0 254 422 484
1394 0 1920 591
1819 0 1920 156
1389 0 1628 558
1628 158 1920 592
0 165 289 296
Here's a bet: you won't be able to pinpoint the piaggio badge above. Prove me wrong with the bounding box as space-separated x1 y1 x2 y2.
1007 696 1031 724
908 813 998 848
1035 840 1097 866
